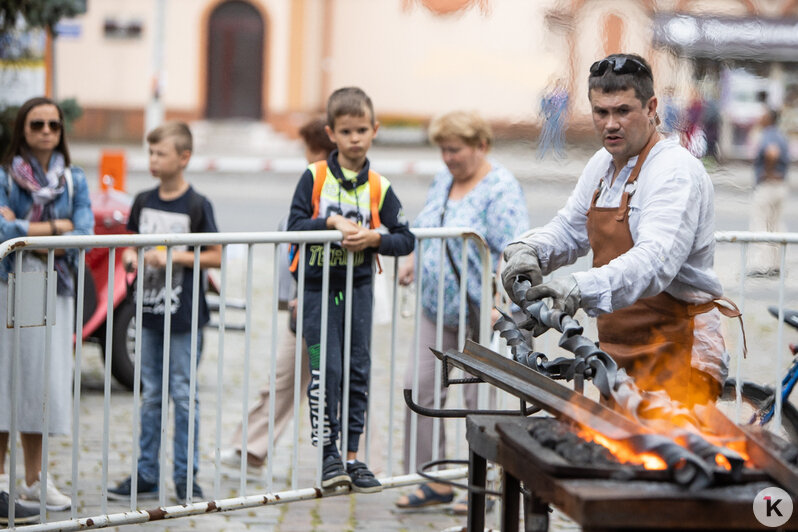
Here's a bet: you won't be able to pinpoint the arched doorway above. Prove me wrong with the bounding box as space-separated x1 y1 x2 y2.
206 1 264 119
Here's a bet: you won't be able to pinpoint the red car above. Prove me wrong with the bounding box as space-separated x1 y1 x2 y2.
82 184 243 390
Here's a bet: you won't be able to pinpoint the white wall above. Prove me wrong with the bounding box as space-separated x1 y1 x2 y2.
327 0 556 122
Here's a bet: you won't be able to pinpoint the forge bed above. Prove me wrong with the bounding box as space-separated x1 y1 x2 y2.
465 414 798 532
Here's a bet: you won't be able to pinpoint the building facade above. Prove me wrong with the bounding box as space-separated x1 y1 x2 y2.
49 0 798 156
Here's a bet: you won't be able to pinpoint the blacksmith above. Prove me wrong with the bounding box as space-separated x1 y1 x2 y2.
502 53 733 406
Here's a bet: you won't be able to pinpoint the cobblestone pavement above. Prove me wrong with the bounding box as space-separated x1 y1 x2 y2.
4 247 524 531
6 128 798 531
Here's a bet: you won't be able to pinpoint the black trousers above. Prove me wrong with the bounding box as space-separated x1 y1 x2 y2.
303 283 373 459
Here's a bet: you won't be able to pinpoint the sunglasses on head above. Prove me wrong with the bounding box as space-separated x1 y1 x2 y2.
28 119 62 132
589 57 652 80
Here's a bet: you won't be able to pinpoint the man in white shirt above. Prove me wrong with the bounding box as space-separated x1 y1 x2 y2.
502 53 730 406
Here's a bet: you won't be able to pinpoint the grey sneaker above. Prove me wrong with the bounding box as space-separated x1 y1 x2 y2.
0 491 40 525
321 456 351 489
346 460 382 493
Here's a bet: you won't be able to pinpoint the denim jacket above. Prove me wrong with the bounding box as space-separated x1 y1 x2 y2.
0 165 95 283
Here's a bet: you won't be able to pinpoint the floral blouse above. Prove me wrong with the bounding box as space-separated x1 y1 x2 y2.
413 161 530 327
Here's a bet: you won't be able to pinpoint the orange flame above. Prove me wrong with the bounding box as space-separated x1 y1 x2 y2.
577 427 667 470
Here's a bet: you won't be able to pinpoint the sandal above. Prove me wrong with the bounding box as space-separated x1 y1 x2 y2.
395 483 454 508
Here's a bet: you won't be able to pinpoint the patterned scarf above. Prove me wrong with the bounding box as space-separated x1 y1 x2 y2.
9 152 74 296
10 152 66 222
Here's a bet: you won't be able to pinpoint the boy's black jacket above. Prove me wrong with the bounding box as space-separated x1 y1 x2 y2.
287 150 414 288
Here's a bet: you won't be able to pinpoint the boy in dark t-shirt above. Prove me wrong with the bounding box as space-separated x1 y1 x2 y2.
109 122 221 504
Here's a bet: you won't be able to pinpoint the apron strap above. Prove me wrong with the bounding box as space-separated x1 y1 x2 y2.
687 296 747 359
615 131 660 222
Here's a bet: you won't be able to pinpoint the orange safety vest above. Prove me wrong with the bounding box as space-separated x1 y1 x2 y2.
289 160 383 273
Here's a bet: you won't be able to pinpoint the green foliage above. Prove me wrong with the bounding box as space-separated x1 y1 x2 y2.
0 98 82 161
0 0 85 33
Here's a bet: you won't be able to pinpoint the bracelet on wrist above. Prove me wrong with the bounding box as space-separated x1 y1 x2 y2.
49 219 58 235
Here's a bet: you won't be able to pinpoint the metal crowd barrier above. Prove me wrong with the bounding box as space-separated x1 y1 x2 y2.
3 229 797 529
714 231 798 430
0 227 494 530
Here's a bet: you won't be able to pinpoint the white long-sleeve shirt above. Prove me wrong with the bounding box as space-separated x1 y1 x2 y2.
526 136 723 317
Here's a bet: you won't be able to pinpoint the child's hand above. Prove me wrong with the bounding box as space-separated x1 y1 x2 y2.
327 215 360 238
341 226 381 252
122 248 139 273
143 247 167 268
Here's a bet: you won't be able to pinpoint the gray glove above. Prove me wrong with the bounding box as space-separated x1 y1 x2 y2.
501 242 543 305
524 274 581 317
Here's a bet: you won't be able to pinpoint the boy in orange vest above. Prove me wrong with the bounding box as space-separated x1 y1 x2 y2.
287 87 414 491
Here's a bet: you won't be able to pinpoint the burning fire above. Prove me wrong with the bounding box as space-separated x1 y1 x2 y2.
577 427 667 470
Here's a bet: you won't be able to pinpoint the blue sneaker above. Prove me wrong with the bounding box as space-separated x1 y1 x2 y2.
175 482 204 504
107 475 158 501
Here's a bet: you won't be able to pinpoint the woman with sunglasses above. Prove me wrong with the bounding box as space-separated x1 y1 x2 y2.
0 97 94 513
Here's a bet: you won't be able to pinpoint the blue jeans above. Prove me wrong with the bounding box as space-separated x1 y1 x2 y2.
138 327 202 485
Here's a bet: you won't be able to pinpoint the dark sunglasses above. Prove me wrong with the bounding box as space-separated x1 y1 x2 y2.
589 57 652 80
28 119 62 132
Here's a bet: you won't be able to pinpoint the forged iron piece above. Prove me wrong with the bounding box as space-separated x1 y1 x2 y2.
493 281 749 481
434 341 714 489
694 403 798 494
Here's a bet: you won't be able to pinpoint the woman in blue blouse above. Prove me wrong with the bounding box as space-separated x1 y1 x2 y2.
395 110 529 509
0 97 94 513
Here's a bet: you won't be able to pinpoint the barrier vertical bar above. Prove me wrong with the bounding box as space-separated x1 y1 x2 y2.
131 250 145 509
292 244 306 490
71 250 86 518
774 244 788 428
101 247 116 514
267 244 280 491
239 244 255 497
432 240 445 463
186 250 201 503
39 250 55 521
733 243 747 421
158 247 174 507
386 256 400 477
213 245 228 499
341 254 354 462
454 239 469 456
409 243 423 474
316 242 331 486
8 251 22 527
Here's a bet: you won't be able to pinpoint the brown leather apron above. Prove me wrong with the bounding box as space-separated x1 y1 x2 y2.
586 132 721 405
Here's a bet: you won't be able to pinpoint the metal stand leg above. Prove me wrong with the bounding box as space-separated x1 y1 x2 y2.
502 469 520 532
523 490 549 532
467 448 487 532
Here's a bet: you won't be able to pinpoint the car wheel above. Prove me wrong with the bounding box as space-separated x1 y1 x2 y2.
96 296 137 391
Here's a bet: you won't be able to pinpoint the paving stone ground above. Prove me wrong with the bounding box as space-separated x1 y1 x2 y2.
6 135 798 531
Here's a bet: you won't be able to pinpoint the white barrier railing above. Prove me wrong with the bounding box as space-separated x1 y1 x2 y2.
3 229 797 529
0 227 494 529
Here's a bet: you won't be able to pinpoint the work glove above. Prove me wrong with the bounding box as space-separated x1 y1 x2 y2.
524 274 582 317
501 242 543 306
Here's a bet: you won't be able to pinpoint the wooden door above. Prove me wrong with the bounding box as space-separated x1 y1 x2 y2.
206 1 264 119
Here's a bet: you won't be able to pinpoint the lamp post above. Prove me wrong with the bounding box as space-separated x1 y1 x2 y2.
144 0 166 142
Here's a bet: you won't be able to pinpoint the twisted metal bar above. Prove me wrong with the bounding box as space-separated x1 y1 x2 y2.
497 277 745 479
